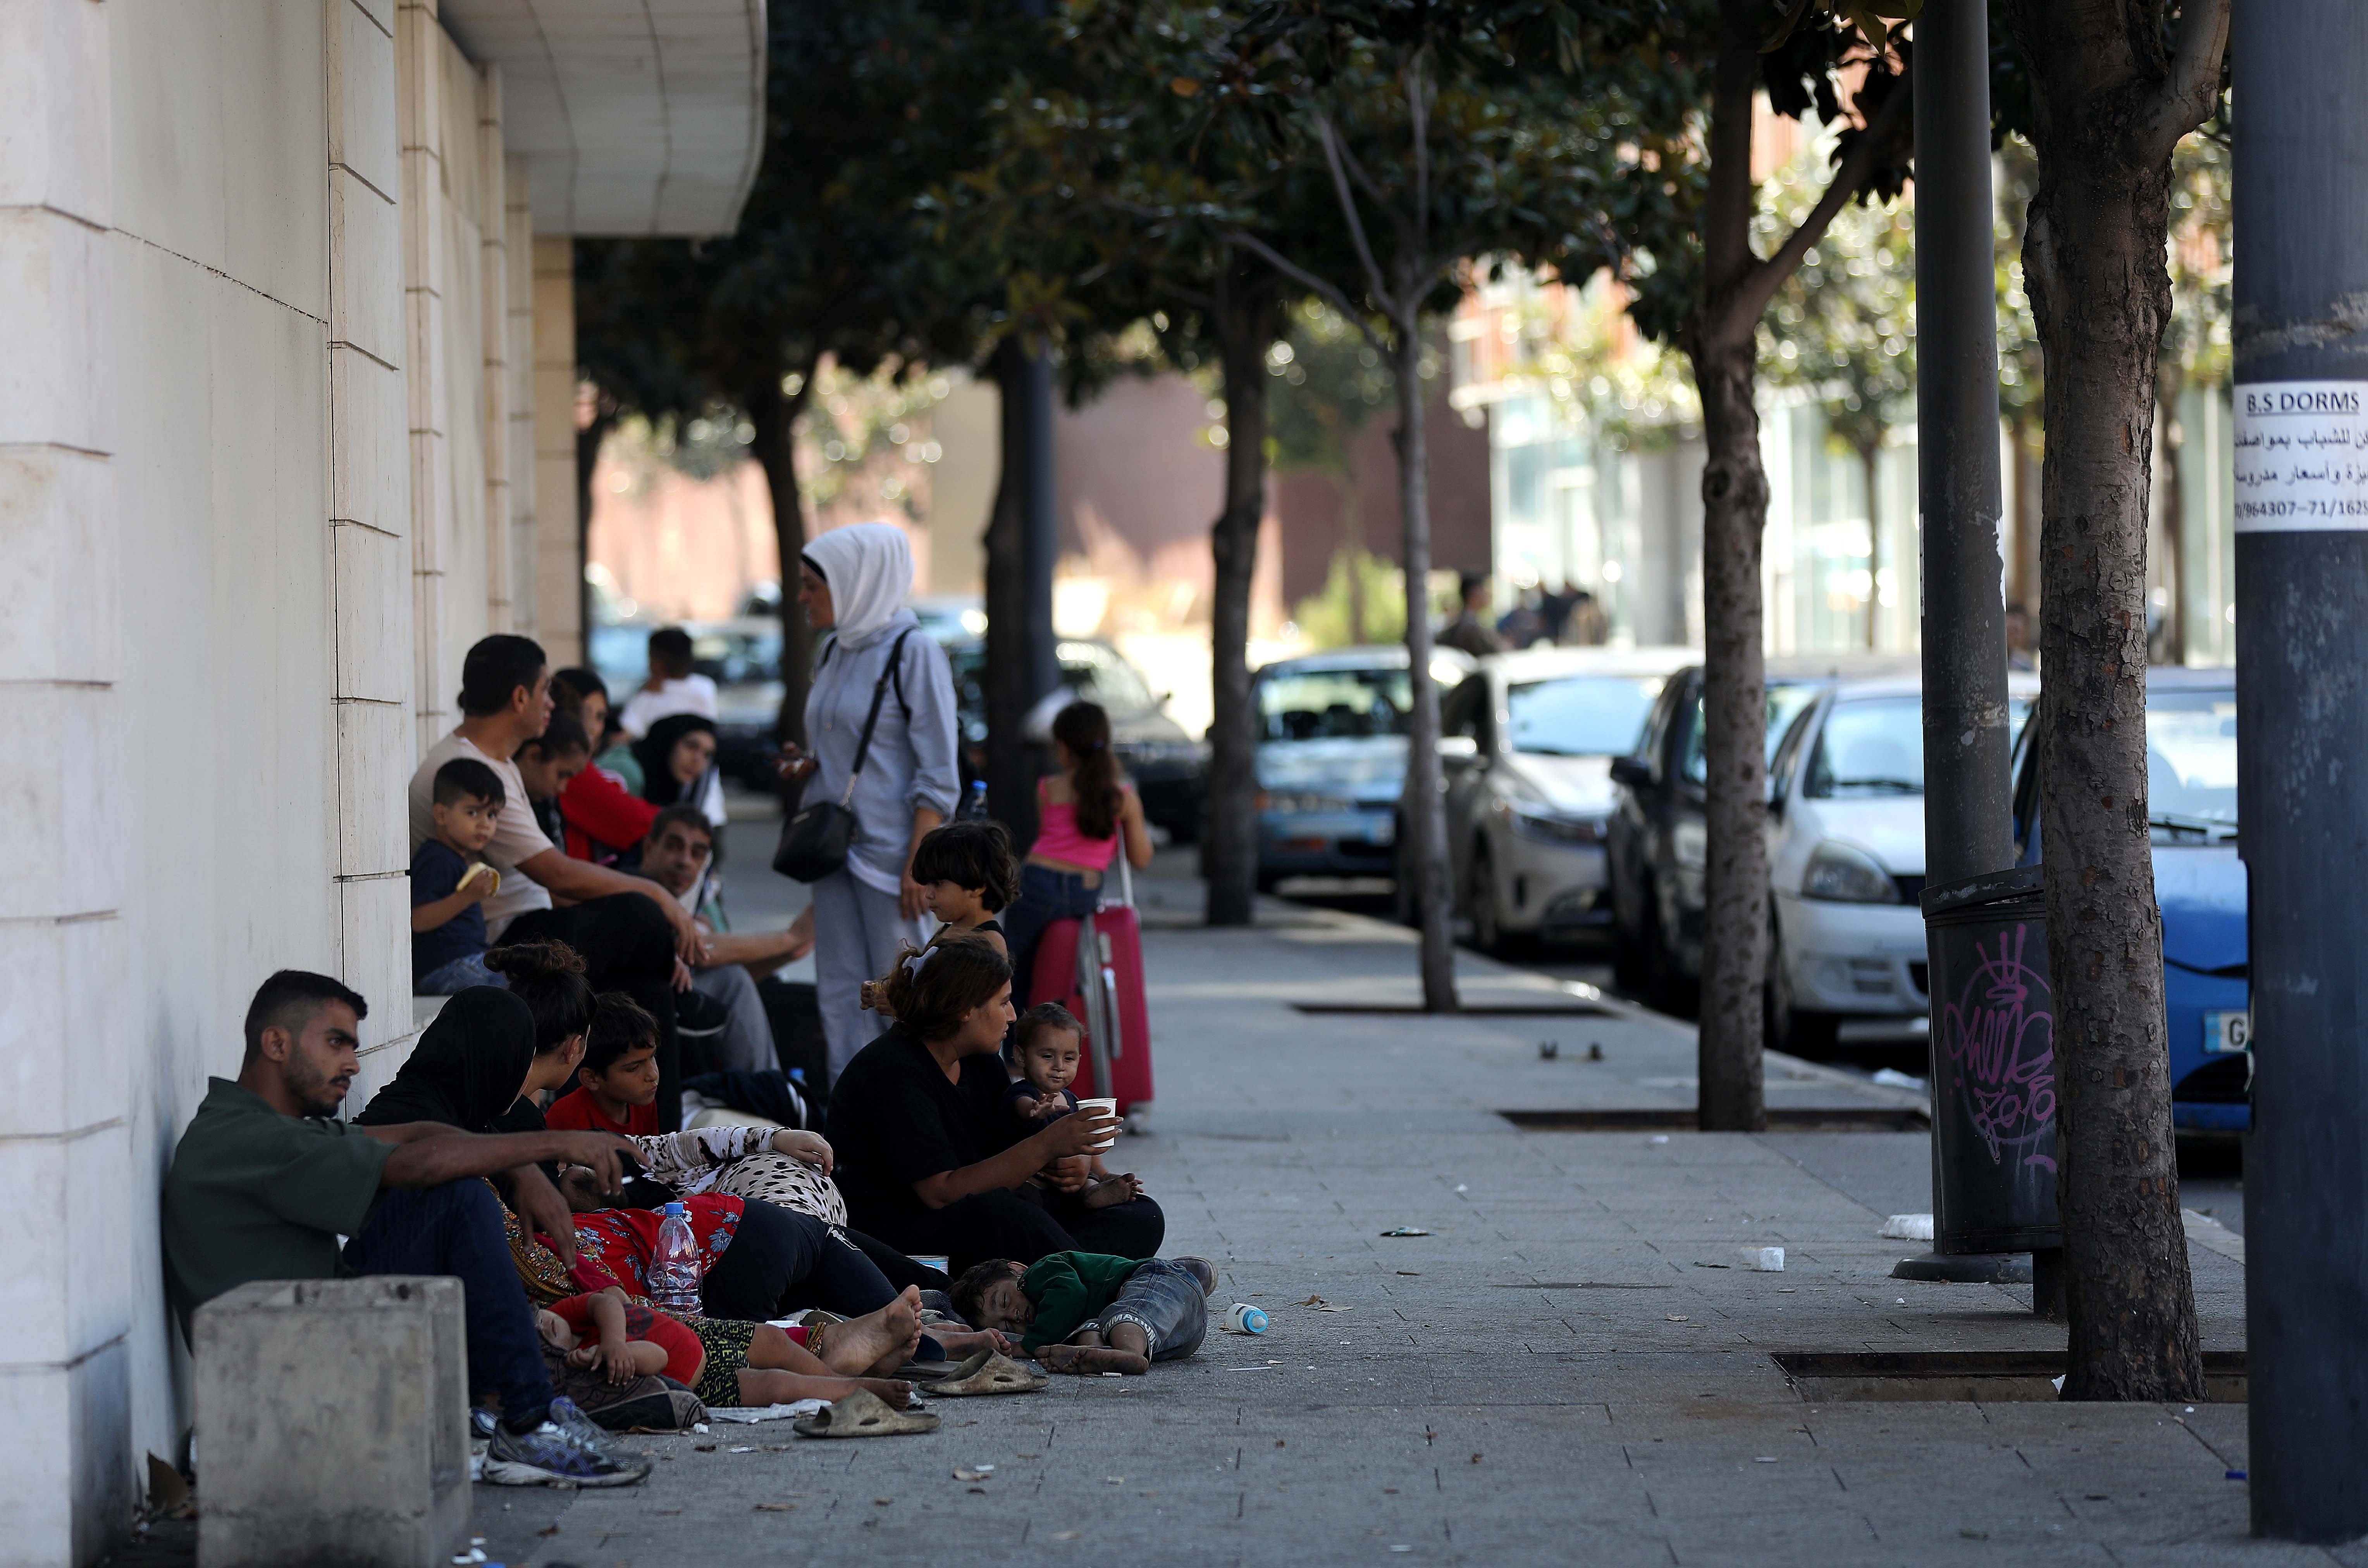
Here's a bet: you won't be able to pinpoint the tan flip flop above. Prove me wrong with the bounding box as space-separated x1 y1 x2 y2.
929 1350 1048 1396
792 1389 939 1438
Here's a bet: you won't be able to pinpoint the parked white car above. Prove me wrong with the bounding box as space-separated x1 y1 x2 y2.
1414 646 1699 953
1763 674 2037 1050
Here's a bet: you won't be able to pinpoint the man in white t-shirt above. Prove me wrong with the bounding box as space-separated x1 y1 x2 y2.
407 635 705 1126
615 626 718 739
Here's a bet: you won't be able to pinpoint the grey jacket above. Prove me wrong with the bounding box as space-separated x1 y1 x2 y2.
802 609 960 894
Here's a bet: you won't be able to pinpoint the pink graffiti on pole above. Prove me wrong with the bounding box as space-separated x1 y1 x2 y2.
1940 921 2057 1171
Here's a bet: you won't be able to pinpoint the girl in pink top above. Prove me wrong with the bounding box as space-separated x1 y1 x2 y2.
1003 702 1155 1004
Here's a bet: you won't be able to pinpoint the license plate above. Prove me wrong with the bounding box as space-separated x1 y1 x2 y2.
2205 1010 2252 1054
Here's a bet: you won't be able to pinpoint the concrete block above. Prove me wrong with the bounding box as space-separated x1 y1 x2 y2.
329 168 404 369
0 1336 133 1568
335 697 412 872
330 344 408 532
328 0 399 201
0 445 118 683
334 525 412 705
0 1123 131 1368
0 208 110 453
0 0 112 225
194 1277 470 1568
220 0 326 318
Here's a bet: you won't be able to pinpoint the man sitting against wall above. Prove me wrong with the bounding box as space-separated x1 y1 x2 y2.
640 805 814 1081
162 971 648 1487
408 634 703 1128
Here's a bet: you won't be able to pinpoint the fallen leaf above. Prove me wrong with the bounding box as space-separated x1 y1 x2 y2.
1470 1453 1483 1464
754 1503 796 1513
874 1498 893 1506
1299 1295 1328 1307
953 1468 991 1482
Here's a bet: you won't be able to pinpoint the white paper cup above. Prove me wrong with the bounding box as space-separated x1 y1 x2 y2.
1074 1098 1119 1150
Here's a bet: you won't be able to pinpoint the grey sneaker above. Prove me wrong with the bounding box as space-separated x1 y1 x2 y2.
482 1398 651 1488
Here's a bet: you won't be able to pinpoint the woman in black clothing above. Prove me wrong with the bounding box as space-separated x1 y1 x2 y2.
827 936 1166 1273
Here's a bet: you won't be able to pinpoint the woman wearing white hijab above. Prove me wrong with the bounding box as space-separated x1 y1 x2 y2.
778 522 961 1079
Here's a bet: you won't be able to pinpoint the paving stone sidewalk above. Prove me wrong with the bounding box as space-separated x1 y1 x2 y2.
475 880 2325 1568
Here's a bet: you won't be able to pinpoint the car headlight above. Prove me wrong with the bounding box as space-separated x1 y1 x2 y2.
1672 819 1707 870
1509 810 1606 844
1260 791 1355 815
1802 841 1901 903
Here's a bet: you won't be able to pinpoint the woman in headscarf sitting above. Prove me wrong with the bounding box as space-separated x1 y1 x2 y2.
776 522 960 1087
633 712 725 830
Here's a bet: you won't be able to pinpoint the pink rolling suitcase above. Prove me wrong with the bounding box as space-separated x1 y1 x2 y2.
1028 858 1154 1121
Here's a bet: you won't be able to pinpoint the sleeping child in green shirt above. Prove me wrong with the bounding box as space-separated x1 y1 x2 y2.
951 1251 1217 1375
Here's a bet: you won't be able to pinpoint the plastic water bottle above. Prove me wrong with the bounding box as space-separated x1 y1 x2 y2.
648 1203 704 1318
1221 1303 1268 1335
958 779 990 821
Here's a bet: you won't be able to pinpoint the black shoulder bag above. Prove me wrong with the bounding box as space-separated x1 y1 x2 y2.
772 629 915 882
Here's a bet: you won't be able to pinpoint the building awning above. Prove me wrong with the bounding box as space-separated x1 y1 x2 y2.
440 0 766 237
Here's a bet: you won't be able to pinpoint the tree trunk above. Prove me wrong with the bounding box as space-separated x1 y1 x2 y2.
1392 327 1457 1011
983 339 1039 849
1206 268 1277 927
1862 442 1883 650
1688 334 1771 1130
2007 0 2205 1402
2155 360 2187 664
745 365 816 752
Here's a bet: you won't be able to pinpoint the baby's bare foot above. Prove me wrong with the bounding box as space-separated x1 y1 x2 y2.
1039 1343 1149 1375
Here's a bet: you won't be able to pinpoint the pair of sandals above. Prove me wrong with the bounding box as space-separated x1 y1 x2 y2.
793 1349 1047 1439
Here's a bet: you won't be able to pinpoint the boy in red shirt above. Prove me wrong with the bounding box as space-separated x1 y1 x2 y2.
546 995 663 1136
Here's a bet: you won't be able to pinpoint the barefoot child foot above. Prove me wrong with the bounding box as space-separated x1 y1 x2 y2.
811 1288 922 1377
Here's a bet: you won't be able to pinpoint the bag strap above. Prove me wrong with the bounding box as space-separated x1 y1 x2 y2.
839 628 916 807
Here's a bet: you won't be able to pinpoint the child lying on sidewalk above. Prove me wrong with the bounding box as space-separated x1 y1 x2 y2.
951 1252 1216 1375
1004 1004 1143 1211
538 1284 921 1410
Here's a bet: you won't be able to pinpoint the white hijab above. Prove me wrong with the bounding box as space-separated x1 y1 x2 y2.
802 522 914 647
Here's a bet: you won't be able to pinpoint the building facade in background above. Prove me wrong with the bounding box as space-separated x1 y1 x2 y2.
0 2 761 1559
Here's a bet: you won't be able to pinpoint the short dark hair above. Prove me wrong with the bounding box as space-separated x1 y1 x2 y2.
582 992 659 1077
483 941 595 1053
243 970 369 1065
519 711 590 760
551 667 609 710
1014 1002 1082 1057
949 1259 1024 1328
1459 572 1489 601
646 804 714 849
432 756 507 810
648 626 694 676
911 820 1019 912
457 634 548 717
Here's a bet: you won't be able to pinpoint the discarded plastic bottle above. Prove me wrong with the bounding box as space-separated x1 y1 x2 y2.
1221 1303 1268 1335
958 779 990 821
649 1203 704 1318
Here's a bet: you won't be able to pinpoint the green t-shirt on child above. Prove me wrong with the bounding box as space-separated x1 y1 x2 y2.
1019 1251 1144 1353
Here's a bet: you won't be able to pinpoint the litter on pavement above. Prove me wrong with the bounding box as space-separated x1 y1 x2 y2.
1381 1227 1431 1237
1880 1214 1936 1241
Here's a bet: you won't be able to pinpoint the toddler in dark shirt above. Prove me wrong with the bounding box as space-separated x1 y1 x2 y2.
1006 1004 1140 1210
412 758 506 993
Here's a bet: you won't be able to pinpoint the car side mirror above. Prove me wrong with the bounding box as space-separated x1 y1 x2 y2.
1437 734 1480 767
1609 755 1652 790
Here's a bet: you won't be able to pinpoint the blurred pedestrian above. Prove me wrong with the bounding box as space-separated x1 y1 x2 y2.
1437 573 1506 658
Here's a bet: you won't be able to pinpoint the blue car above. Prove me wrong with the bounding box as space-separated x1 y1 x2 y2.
2011 667 2248 1131
1251 646 1472 891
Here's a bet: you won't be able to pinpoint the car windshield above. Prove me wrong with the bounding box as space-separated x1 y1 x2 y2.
1057 641 1158 713
2147 689 2237 827
1506 676 1665 757
1258 668 1414 741
1680 683 1823 784
1807 694 2036 798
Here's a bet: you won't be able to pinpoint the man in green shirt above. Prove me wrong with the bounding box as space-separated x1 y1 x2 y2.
950 1252 1217 1374
162 970 649 1487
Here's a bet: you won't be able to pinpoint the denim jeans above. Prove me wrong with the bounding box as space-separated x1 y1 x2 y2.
1001 863 1105 1008
1094 1259 1207 1361
341 1179 553 1429
415 951 507 994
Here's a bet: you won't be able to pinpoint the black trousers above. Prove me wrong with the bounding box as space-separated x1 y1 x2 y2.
846 1228 951 1294
857 1190 1167 1276
501 894 682 1128
699 1198 898 1320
